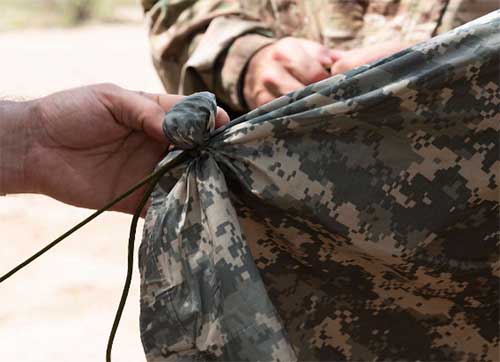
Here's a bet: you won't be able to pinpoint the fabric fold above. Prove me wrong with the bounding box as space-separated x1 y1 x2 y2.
140 11 499 362
140 94 296 361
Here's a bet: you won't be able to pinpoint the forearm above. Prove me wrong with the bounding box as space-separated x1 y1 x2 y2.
144 0 274 112
145 0 242 93
217 32 275 112
0 100 37 195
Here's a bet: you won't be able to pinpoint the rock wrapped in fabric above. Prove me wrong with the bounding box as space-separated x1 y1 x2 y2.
139 11 499 362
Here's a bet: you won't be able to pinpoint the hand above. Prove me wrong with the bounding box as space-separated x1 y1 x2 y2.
14 84 229 213
330 41 408 75
243 37 336 109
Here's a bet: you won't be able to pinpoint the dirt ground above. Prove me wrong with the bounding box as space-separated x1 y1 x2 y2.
0 24 164 361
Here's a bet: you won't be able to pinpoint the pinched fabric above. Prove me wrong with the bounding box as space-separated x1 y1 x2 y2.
139 11 500 362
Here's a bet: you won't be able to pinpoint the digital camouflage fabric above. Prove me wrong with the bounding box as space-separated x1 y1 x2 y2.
139 11 500 361
142 0 498 113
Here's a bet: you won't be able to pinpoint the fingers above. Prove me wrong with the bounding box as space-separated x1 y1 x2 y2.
329 48 361 75
137 91 230 128
243 37 335 109
329 41 408 76
250 69 304 108
263 66 305 97
329 49 347 62
297 38 336 66
135 91 184 111
96 85 230 147
278 38 330 85
253 90 276 108
330 60 350 75
285 54 330 85
245 67 304 108
108 87 230 146
214 107 230 128
120 90 170 144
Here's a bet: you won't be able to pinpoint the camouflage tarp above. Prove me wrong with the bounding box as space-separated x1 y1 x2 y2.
139 11 499 362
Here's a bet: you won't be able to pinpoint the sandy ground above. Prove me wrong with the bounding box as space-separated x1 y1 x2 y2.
0 24 164 361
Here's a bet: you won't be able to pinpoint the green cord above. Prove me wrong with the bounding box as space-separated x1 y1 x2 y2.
105 169 163 362
0 170 156 284
0 151 189 361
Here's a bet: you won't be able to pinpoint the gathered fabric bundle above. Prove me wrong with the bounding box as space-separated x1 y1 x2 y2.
138 11 499 362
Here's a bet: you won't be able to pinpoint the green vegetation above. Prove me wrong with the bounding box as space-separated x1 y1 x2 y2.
0 0 139 31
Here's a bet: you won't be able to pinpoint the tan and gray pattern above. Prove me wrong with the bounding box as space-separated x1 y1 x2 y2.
139 11 500 361
142 0 498 114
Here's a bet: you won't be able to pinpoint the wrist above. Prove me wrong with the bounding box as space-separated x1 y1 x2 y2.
0 99 38 195
219 33 275 112
242 43 273 109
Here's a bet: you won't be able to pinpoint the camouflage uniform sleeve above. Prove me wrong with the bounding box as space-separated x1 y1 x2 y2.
369 0 499 46
435 0 499 34
142 0 275 113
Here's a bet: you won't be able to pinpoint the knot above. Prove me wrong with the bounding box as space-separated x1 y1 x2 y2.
162 92 217 150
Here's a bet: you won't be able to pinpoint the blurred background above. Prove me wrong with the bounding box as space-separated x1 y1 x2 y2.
1 0 139 30
0 1 164 361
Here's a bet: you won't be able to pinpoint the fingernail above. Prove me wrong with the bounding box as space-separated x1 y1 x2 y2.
216 107 230 125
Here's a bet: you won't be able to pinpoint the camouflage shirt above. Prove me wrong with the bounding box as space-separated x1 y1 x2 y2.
139 11 500 362
142 0 498 114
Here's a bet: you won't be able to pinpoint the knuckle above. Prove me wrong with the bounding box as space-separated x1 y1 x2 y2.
94 83 121 98
310 68 328 82
257 94 274 107
271 50 285 62
260 71 278 87
143 107 161 122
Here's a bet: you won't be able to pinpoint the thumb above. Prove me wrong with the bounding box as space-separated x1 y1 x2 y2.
136 91 230 136
108 87 231 145
214 106 230 128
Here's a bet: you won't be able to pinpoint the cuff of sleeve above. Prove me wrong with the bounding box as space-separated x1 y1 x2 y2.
218 33 275 112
